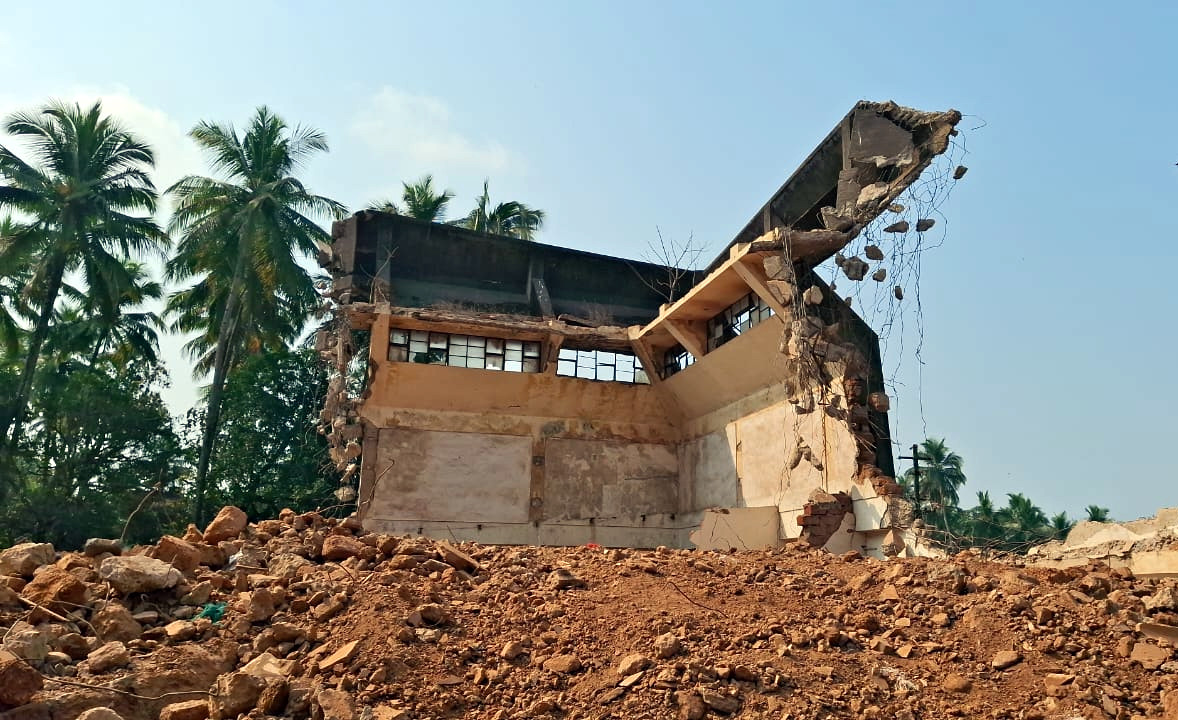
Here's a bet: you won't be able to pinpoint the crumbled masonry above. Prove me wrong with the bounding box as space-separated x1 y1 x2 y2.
1 506 1176 719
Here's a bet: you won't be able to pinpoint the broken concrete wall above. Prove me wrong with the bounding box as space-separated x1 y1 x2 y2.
1030 507 1178 578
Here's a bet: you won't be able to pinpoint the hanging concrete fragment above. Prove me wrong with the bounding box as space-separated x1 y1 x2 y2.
802 286 824 306
887 203 905 213
953 165 968 179
893 286 904 300
820 207 853 231
915 218 936 232
883 220 909 233
844 296 853 307
865 245 884 261
834 252 846 267
872 268 887 282
868 392 891 412
841 256 868 281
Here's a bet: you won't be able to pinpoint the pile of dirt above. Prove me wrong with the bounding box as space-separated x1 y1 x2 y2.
1 506 1176 720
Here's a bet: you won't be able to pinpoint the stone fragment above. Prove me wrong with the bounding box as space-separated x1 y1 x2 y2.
883 220 909 233
179 581 213 606
318 640 360 672
872 268 887 282
164 620 197 642
953 165 968 180
240 587 278 622
321 535 366 561
916 218 936 232
991 650 1022 670
0 543 54 577
894 285 904 300
159 700 209 720
406 603 449 627
3 623 49 662
942 674 972 693
76 710 125 720
546 568 586 590
153 536 202 574
1146 584 1178 612
500 641 525 660
83 539 122 557
841 256 868 281
676 691 706 720
865 244 885 261
1044 672 1075 697
315 689 356 720
81 642 131 674
0 649 43 706
437 542 479 572
1129 641 1170 670
617 653 652 675
99 555 182 594
653 632 682 659
210 672 263 719
268 553 311 578
857 183 889 206
802 286 823 306
542 654 582 673
91 603 143 643
202 506 248 544
21 567 88 615
698 690 740 714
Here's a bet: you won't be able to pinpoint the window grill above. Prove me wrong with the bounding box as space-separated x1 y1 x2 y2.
662 344 695 378
389 329 541 372
556 348 650 384
706 291 774 351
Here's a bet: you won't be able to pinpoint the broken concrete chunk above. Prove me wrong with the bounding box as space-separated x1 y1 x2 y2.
915 218 936 232
887 203 905 213
202 505 248 544
0 542 55 577
856 182 890 206
99 555 183 594
864 244 884 261
872 268 887 282
81 641 131 674
0 649 43 705
653 632 683 659
802 286 823 306
819 206 853 231
883 220 909 234
547 568 586 590
83 538 122 557
158 699 210 720
991 650 1022 670
543 654 583 673
321 535 366 561
868 392 891 412
953 165 968 179
894 286 904 300
841 257 868 281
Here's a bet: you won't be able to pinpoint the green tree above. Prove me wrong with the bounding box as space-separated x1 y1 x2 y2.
204 348 335 519
457 180 546 240
999 493 1050 546
1048 511 1074 541
368 174 454 222
1085 505 1111 522
902 437 967 532
967 490 1003 541
0 100 166 449
165 107 345 523
47 260 163 367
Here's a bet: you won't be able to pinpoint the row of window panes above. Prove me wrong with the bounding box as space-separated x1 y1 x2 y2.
706 291 774 351
556 348 650 384
389 329 541 372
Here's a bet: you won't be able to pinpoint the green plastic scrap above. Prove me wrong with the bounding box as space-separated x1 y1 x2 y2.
195 602 227 623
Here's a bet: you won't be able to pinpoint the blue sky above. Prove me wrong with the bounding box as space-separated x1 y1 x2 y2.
1 1 1174 520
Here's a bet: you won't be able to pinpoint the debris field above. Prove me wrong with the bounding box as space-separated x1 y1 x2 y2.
1 506 1176 720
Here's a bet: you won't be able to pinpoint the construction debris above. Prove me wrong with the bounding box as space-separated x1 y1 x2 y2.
0 506 1174 719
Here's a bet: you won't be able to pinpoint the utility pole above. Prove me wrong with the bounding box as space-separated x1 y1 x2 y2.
898 443 922 521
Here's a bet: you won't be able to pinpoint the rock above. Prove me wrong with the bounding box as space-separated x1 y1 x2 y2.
841 256 869 281
241 587 278 622
81 641 131 674
546 568 586 590
675 691 706 720
500 641 525 660
0 649 43 706
202 506 248 544
0 583 20 608
865 244 885 261
617 653 652 676
406 603 449 627
1129 641 1170 670
179 581 213 606
1162 689 1178 720
164 620 197 642
3 622 49 662
153 536 202 573
653 632 682 659
268 553 311 579
1044 672 1075 697
76 710 125 720
872 268 887 282
91 603 143 643
916 218 936 232
943 674 972 693
542 654 582 674
21 567 88 616
698 690 741 714
210 671 264 719
991 650 1022 670
56 632 90 660
83 539 122 557
437 542 479 572
159 700 209 720
99 555 183 594
0 543 55 577
315 688 357 720
1146 585 1178 612
321 535 366 561
931 612 951 628
802 286 824 306
318 640 360 672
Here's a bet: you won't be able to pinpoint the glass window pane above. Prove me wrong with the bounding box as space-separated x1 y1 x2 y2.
389 346 408 362
468 346 485 359
391 330 408 344
558 347 576 361
557 359 575 375
466 357 485 369
450 335 468 347
506 340 522 352
429 333 448 349
505 360 523 372
410 341 428 354
524 342 540 357
522 359 539 373
486 356 503 370
449 346 467 358
485 337 502 353
636 369 650 384
447 356 465 367
410 330 428 342
506 348 523 361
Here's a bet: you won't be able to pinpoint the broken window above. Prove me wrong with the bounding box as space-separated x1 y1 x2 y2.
706 291 774 351
389 329 541 372
556 348 650 384
662 344 694 378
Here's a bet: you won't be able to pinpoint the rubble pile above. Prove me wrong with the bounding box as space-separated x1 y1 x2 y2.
1 506 1176 720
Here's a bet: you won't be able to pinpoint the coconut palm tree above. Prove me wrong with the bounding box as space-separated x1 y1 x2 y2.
1048 512 1074 541
0 100 166 449
368 175 454 222
968 490 1002 541
902 437 967 531
999 493 1050 546
48 261 164 367
457 180 545 240
165 106 345 523
1085 505 1111 522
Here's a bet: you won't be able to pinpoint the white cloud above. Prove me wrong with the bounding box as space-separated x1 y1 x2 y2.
350 87 515 178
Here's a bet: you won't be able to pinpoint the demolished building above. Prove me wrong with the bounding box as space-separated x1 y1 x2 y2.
317 101 963 555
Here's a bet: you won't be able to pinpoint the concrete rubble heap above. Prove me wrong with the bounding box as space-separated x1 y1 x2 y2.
1 506 1176 720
